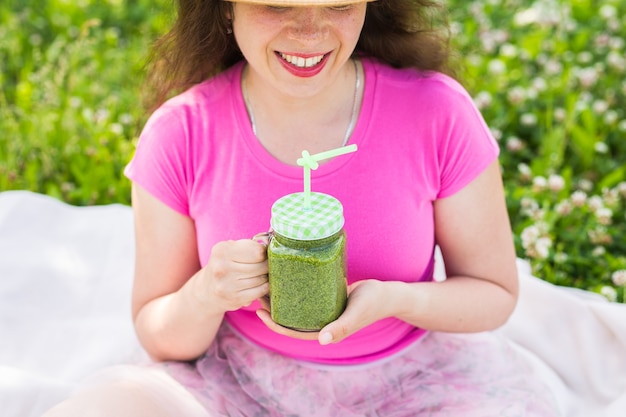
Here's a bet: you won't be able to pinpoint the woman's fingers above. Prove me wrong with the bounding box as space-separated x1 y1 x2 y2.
255 309 320 341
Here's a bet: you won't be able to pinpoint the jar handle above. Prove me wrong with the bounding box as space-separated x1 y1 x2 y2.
252 231 273 246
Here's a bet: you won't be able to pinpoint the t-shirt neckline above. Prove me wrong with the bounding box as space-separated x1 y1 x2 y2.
233 59 375 180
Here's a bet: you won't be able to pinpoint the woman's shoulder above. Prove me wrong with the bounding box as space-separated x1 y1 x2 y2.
155 62 244 116
139 62 245 143
363 57 470 98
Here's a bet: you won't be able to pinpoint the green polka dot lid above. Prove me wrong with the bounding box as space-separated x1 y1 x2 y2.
271 192 345 240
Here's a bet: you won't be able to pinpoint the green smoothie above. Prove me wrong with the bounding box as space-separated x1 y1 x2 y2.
267 191 348 331
268 231 347 331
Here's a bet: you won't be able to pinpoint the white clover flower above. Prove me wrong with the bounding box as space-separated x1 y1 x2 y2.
536 221 550 235
500 43 518 58
521 225 541 247
553 108 567 122
94 108 110 124
531 77 548 92
588 227 612 245
607 51 626 72
619 120 626 132
521 197 539 215
617 182 626 198
488 59 507 75
60 182 75 193
506 137 525 152
571 190 587 207
518 163 532 181
564 19 578 32
600 286 617 302
492 29 509 44
599 4 617 19
592 100 609 115
534 237 552 259
574 100 589 113
110 123 124 136
594 34 611 48
526 88 538 101
548 174 565 192
578 179 594 192
533 209 546 221
555 200 572 216
82 108 94 121
532 176 547 192
521 113 538 126
610 36 625 50
69 97 82 108
575 67 599 88
611 270 626 287
544 59 563 75
119 113 133 125
602 188 619 207
604 111 619 125
507 86 527 105
521 223 552 260
474 91 493 110
577 51 593 64
594 141 609 154
592 246 606 257
490 128 503 141
580 91 594 103
450 22 462 36
514 8 540 26
554 252 568 264
588 196 604 212
595 207 613 225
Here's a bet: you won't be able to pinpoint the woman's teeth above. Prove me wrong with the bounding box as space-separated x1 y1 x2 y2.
280 53 324 68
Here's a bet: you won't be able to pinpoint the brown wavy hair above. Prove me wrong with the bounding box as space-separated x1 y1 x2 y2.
143 0 456 111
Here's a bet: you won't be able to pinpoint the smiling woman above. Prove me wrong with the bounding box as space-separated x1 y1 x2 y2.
42 0 560 416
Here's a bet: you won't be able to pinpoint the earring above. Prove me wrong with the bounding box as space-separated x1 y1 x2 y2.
226 26 233 35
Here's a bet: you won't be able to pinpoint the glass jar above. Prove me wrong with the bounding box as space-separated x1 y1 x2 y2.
267 192 348 331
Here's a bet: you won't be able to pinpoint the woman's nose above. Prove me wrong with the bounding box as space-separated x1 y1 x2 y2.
286 8 330 43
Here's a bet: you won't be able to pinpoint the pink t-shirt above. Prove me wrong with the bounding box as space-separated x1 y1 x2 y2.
125 57 499 364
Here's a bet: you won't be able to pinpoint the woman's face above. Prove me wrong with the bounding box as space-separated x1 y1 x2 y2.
231 3 367 97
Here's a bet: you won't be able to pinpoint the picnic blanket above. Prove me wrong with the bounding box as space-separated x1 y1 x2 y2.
1 190 625 417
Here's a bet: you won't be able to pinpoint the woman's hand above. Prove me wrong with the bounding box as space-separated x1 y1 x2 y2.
196 237 269 314
256 279 393 345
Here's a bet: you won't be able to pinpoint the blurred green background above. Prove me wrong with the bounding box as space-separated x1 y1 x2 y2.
1 0 625 300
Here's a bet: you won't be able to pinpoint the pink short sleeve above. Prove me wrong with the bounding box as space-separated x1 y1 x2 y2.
124 103 191 216
433 77 500 199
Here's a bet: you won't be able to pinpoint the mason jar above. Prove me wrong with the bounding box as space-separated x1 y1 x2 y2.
267 192 348 331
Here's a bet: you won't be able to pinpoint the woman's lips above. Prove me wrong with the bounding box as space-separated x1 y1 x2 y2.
275 51 330 77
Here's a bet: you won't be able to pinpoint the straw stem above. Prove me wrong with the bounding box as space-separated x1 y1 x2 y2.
296 145 358 209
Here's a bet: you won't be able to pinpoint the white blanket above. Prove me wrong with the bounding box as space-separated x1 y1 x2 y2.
1 190 625 417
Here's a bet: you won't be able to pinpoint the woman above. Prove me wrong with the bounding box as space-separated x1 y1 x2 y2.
45 0 559 415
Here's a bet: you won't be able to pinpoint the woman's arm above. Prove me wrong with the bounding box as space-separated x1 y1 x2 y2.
409 159 519 331
258 160 518 343
131 184 269 361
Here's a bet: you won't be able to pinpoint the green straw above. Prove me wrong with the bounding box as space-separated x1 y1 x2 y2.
296 144 358 209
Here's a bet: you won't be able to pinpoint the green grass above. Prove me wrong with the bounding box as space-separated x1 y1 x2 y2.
1 0 625 300
1 0 169 204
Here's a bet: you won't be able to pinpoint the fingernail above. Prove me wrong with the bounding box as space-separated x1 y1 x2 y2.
319 332 333 345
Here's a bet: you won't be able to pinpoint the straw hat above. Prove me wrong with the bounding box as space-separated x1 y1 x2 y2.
227 0 374 6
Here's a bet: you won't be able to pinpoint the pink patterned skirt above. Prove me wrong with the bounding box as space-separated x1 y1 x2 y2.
162 324 560 416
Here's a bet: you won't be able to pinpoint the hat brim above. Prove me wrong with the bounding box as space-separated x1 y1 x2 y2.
227 0 374 6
